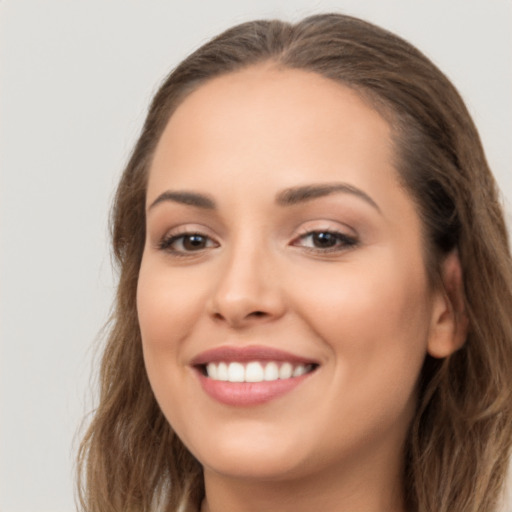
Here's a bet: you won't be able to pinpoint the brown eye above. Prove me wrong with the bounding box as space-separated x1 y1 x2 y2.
159 232 219 254
294 230 358 252
311 232 339 248
182 234 208 250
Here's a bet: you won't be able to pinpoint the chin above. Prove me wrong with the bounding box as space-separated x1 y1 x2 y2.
183 421 316 481
202 449 310 482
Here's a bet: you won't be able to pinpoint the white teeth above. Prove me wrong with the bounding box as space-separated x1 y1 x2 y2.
227 362 245 382
245 361 264 382
217 362 228 381
206 362 217 380
293 364 307 377
264 361 279 381
204 361 314 383
279 362 293 379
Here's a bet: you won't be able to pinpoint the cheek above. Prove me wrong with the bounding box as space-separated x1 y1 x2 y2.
295 252 431 338
137 260 205 350
290 252 432 397
136 258 206 415
136 258 205 426
292 259 431 457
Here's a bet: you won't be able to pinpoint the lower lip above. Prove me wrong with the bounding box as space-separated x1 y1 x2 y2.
196 370 314 406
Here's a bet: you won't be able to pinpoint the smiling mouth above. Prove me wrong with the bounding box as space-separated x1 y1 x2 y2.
199 361 318 383
191 346 320 405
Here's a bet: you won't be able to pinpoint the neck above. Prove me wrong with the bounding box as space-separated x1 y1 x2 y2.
200 447 406 512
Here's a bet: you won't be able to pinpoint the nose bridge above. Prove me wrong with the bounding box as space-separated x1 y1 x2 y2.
210 230 283 325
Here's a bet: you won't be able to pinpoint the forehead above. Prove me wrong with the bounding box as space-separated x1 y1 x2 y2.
157 64 392 153
147 64 400 213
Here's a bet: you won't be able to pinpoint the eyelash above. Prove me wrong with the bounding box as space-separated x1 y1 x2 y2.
292 230 359 253
158 231 219 256
157 229 359 256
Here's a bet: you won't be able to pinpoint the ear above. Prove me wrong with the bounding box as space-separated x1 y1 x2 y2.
427 250 469 359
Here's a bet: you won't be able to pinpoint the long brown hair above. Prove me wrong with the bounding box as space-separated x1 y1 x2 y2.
77 13 512 512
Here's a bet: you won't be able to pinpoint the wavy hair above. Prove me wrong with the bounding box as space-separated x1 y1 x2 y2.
77 13 512 512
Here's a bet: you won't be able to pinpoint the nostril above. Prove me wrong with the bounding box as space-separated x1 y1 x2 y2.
251 311 267 317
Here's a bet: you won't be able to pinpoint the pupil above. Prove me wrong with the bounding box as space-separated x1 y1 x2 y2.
313 232 336 247
184 235 206 250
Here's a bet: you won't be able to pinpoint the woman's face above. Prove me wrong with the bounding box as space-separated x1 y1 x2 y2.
138 66 451 486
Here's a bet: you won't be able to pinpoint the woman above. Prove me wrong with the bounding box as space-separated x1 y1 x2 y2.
77 13 512 512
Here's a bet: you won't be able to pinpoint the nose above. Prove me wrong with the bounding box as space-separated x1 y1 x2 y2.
207 242 286 328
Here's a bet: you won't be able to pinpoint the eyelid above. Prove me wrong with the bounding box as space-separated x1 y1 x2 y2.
290 221 360 253
293 231 358 250
293 219 357 239
156 224 220 255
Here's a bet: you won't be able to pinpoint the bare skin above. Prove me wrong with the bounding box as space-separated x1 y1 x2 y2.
138 64 465 512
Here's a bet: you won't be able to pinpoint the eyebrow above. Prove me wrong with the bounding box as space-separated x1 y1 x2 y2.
276 183 381 212
148 190 216 211
148 182 380 213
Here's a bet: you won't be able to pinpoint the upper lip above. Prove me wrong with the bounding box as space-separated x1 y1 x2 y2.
190 345 320 366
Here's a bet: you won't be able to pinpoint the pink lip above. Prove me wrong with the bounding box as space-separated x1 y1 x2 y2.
196 372 314 406
190 345 319 407
190 345 318 366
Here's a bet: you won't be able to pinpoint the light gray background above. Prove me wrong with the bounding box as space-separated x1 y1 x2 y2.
1 1 511 511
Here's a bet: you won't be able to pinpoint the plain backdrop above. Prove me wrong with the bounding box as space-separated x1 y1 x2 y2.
1 1 511 511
